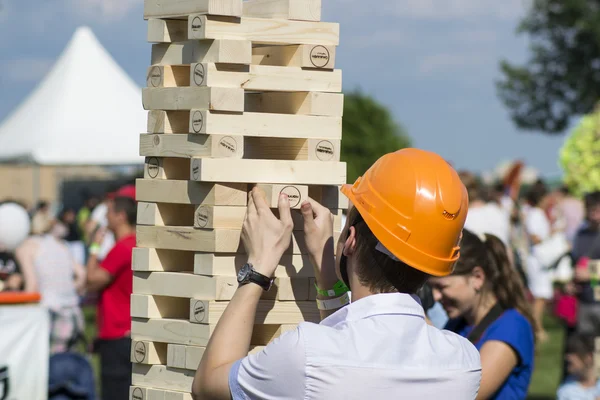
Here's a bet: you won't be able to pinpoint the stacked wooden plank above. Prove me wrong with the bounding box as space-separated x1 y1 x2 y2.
130 1 347 398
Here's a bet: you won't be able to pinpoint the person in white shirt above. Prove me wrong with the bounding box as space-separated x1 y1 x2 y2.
191 148 482 400
460 176 511 247
522 186 553 342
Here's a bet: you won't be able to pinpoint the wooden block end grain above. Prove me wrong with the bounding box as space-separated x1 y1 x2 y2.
144 0 243 19
243 0 322 22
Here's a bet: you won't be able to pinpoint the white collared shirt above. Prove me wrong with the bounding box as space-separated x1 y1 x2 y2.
229 293 482 399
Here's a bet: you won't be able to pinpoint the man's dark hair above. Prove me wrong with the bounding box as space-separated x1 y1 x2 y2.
112 196 137 226
345 206 429 294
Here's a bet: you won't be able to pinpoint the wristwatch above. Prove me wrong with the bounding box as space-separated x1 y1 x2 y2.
237 263 273 291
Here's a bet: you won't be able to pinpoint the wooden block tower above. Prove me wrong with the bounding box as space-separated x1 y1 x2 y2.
130 1 346 398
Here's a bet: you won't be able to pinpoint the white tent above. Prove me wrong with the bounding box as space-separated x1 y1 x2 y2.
0 26 145 165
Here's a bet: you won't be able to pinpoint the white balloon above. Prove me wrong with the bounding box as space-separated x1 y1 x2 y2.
0 203 31 251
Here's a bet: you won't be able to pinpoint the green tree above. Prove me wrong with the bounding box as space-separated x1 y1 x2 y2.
559 104 600 197
341 90 411 183
496 0 600 134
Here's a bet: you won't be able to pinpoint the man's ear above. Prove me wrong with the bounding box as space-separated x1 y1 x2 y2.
343 226 357 256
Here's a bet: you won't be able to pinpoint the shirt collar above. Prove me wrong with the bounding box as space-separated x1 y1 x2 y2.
320 292 425 327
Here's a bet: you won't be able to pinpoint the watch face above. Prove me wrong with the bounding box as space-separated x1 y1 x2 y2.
237 263 250 283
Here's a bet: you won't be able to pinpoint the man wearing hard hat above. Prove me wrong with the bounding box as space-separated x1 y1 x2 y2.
192 148 482 400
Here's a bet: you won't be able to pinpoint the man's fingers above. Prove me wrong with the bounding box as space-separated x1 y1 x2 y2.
251 187 271 214
300 200 315 223
278 192 293 227
247 190 257 217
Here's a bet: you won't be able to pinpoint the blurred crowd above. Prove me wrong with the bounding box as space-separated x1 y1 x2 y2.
0 180 138 399
424 171 600 398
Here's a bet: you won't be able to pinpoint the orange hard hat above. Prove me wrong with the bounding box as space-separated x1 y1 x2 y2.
340 148 469 276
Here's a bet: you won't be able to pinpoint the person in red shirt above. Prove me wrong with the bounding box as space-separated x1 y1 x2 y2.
86 184 136 400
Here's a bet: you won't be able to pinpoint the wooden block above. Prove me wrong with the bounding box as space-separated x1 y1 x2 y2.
255 183 307 209
244 137 341 161
151 40 252 66
133 271 311 300
164 344 264 371
190 158 347 185
148 19 188 43
190 63 342 93
131 317 290 346
243 0 321 21
250 324 297 345
193 204 313 229
130 386 166 400
148 110 190 133
146 65 190 88
140 134 244 159
142 87 244 112
188 110 342 139
188 15 339 45
144 0 242 19
194 253 315 277
144 157 190 180
130 340 168 365
136 178 344 210
167 344 187 369
245 91 343 117
252 44 335 69
131 294 191 319
189 298 320 324
133 248 315 277
184 346 205 370
136 178 248 206
137 202 195 226
309 185 348 209
137 202 324 229
132 364 194 393
164 391 193 400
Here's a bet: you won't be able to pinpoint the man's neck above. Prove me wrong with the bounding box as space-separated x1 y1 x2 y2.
113 224 135 241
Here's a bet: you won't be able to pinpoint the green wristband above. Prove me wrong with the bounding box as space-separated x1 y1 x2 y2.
314 280 349 297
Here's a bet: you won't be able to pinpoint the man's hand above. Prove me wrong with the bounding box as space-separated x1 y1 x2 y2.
300 198 334 267
300 198 339 295
241 187 293 277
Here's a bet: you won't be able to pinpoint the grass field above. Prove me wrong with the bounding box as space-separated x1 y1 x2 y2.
82 306 567 399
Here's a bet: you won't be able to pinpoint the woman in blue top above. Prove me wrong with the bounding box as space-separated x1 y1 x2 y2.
429 229 536 399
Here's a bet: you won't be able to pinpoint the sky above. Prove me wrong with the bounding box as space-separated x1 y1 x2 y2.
0 0 573 179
